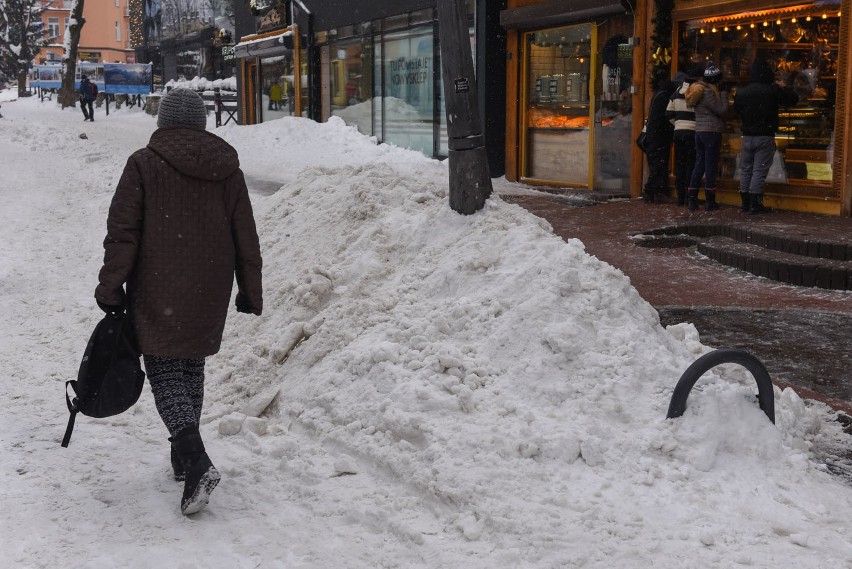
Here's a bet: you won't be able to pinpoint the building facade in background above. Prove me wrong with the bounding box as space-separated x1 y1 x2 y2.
39 0 134 64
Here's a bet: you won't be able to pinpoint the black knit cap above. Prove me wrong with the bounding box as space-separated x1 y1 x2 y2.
157 88 207 130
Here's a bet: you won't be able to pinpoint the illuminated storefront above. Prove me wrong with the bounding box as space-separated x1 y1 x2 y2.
672 0 851 214
501 0 638 191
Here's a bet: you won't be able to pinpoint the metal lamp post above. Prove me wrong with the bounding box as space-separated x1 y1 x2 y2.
437 0 492 215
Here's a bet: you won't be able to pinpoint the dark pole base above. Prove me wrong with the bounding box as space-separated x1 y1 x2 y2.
448 146 493 215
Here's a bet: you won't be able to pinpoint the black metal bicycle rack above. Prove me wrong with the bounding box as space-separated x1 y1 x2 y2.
667 348 775 424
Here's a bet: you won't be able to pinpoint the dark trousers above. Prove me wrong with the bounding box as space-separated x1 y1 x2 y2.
689 131 722 189
672 131 696 203
643 142 672 195
144 355 206 437
81 100 94 120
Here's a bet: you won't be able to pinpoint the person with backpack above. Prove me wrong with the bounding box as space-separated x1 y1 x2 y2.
733 58 798 214
79 75 97 122
94 88 263 515
640 78 676 203
684 61 730 212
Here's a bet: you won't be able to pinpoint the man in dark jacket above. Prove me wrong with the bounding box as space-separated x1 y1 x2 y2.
95 88 263 515
79 75 96 121
641 79 675 203
733 58 798 213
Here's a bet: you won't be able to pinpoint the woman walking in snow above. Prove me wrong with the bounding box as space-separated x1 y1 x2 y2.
94 88 263 515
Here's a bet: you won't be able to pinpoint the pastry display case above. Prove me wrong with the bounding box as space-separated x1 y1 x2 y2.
679 6 840 186
522 23 595 186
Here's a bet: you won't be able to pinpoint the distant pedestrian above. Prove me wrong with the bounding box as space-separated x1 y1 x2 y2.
95 88 263 515
685 61 730 212
268 81 282 111
666 64 703 206
79 75 97 122
733 58 798 214
641 79 675 203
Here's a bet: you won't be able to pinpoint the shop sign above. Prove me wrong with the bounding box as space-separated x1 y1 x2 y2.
258 8 283 33
453 77 470 93
222 45 236 62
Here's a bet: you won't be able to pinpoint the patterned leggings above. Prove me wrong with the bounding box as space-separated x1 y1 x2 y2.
143 355 206 437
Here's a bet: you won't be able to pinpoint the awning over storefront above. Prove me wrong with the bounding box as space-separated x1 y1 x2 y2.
500 0 632 29
234 30 295 59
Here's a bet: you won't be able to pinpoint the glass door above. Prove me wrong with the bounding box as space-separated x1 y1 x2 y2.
522 23 595 187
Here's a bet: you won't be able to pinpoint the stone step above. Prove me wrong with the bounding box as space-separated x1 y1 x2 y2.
697 236 852 290
645 223 852 263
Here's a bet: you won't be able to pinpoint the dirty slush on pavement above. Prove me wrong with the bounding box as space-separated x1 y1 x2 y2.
498 189 852 482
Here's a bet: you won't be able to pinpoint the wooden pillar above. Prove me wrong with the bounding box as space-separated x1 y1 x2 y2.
504 29 520 181
293 25 302 117
630 0 649 199
838 0 851 216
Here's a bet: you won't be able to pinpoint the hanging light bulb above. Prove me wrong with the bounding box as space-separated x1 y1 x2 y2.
791 17 796 23
776 19 782 25
763 21 770 26
736 25 742 30
724 26 729 31
711 26 718 33
750 22 755 28
700 28 706 34
822 13 827 19
805 16 812 22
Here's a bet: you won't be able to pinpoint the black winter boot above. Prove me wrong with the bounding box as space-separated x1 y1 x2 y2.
739 192 750 212
686 188 699 212
704 189 720 211
749 193 772 215
676 187 686 207
172 426 221 515
168 437 185 481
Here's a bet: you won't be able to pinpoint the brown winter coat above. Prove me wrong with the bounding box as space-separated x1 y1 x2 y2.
95 126 263 357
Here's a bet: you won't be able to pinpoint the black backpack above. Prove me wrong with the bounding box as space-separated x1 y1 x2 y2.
61 312 146 447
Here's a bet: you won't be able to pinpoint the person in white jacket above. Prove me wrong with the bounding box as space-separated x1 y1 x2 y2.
665 64 703 206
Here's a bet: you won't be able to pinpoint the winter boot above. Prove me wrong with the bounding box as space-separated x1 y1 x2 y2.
739 192 750 212
172 425 221 515
749 193 772 215
168 437 185 481
686 188 699 212
642 189 656 203
704 189 720 211
676 187 686 207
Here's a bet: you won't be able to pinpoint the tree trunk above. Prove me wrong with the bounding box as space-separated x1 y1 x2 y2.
59 0 86 109
17 69 29 98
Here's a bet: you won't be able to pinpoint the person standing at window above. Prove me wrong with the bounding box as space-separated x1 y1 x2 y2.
685 62 729 212
641 79 675 203
666 64 703 206
733 58 798 214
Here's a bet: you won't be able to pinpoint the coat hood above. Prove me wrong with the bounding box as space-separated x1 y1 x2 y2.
147 126 240 181
684 82 706 107
750 58 775 84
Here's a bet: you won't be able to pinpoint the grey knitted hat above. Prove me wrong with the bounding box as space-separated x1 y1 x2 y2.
157 88 207 130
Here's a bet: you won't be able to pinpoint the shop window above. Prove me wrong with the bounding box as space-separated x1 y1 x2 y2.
523 23 594 186
678 6 840 188
382 28 435 156
260 54 295 121
329 37 373 135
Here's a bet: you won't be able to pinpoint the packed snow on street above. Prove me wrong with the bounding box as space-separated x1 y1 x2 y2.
0 91 850 568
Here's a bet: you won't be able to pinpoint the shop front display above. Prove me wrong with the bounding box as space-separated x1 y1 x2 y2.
517 15 635 190
674 0 846 211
